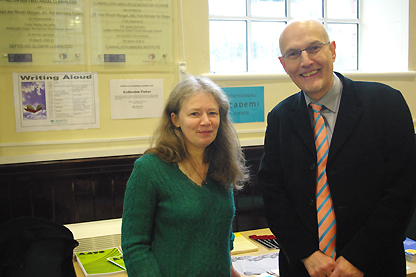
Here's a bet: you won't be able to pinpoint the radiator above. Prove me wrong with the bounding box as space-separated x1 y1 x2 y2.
65 218 122 252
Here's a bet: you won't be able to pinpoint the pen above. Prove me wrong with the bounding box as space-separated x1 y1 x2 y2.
249 235 279 249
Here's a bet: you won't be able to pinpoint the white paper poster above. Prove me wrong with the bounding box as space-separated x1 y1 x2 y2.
110 79 164 119
13 72 100 132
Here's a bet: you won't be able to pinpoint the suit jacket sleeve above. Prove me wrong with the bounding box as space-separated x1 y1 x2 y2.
335 84 416 273
258 97 320 269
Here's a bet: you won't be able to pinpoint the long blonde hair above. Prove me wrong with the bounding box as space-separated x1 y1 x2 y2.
145 75 249 189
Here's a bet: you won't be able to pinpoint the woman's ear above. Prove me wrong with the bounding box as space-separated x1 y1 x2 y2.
171 112 180 128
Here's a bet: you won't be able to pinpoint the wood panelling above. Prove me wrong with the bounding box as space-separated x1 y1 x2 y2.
234 146 267 231
0 155 137 225
0 146 266 232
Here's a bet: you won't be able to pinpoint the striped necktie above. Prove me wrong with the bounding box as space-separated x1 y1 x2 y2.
310 102 337 258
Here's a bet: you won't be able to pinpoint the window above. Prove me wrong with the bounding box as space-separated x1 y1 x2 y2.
209 0 359 73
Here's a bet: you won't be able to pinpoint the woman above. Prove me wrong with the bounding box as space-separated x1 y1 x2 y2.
121 75 249 276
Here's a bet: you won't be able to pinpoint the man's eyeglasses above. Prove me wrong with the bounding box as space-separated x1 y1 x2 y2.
281 42 331 60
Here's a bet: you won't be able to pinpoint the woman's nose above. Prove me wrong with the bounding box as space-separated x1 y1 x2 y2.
200 113 211 126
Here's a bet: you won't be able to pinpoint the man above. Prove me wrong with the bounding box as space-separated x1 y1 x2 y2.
258 18 416 277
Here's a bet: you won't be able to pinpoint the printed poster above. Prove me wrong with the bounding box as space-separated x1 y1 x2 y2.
90 0 174 66
222 86 265 123
110 79 164 119
13 72 100 132
0 0 87 66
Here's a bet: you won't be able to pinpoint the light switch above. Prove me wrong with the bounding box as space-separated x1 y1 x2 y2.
178 62 187 81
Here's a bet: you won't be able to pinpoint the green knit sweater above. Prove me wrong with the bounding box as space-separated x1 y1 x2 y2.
121 154 235 277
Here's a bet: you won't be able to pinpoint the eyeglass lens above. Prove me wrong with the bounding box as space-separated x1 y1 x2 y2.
284 42 328 60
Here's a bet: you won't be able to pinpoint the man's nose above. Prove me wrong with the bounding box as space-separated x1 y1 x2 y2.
299 50 313 67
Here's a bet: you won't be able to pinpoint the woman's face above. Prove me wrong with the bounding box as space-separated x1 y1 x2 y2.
171 91 220 152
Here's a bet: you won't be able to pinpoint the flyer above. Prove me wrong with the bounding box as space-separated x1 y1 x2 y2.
13 72 100 132
75 247 125 276
110 79 164 119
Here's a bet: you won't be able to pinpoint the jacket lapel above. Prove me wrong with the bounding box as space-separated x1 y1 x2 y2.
328 73 363 163
289 92 320 234
289 92 316 159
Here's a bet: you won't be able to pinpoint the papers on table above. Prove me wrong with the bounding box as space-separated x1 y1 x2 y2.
404 237 416 262
232 252 279 276
231 233 259 255
75 247 125 276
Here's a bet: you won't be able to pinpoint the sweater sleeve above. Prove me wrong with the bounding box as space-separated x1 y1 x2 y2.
121 157 162 277
229 190 236 252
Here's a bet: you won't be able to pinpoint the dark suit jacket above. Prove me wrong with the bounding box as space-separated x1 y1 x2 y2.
258 73 416 276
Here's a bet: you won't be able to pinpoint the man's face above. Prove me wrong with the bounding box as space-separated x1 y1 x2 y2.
279 20 336 101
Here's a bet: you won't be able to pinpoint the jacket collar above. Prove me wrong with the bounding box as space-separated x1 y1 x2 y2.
328 72 363 163
288 72 363 163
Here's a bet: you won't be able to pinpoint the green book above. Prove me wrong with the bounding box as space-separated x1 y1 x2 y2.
75 247 125 276
107 256 125 270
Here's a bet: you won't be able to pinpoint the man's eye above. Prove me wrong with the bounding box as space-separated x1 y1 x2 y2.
308 45 321 52
287 51 298 57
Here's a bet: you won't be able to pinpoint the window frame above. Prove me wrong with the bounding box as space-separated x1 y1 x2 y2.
209 0 361 73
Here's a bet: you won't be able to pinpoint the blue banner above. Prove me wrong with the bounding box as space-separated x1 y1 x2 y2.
222 86 264 123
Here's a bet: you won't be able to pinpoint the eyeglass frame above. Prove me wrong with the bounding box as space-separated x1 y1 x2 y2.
281 41 331 60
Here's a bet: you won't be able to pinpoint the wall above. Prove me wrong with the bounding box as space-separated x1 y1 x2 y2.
0 146 267 231
0 0 416 164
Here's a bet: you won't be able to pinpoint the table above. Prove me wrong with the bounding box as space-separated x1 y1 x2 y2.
72 228 416 276
234 229 416 277
72 228 276 277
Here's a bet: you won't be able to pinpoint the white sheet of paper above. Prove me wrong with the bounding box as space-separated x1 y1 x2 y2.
110 79 164 119
232 253 279 276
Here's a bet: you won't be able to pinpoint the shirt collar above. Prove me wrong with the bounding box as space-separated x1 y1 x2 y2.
304 73 343 113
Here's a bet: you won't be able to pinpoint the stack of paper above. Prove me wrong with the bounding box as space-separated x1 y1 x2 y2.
232 252 279 276
231 233 259 255
75 247 125 276
404 237 416 262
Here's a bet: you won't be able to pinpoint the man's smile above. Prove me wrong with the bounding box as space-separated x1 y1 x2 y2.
301 69 319 77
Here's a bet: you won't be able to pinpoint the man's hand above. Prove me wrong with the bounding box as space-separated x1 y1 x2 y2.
329 256 364 277
303 250 337 277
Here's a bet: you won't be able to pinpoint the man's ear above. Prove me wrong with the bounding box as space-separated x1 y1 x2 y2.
330 41 336 62
171 112 180 128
